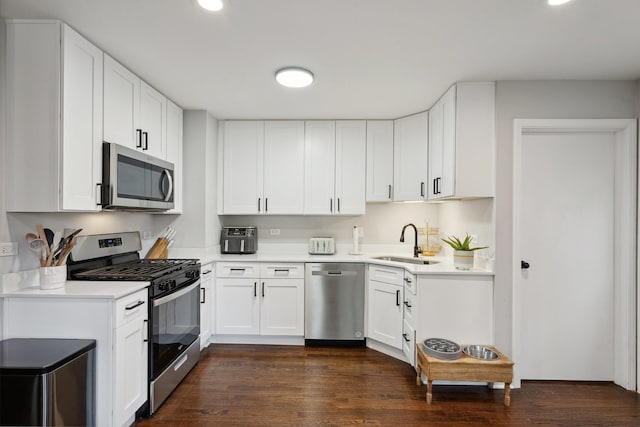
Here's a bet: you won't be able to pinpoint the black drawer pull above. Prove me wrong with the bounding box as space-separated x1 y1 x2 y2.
404 301 412 308
402 333 411 343
125 300 145 310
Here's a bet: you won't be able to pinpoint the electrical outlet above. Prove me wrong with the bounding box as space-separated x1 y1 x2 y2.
0 242 18 256
142 231 152 240
270 228 281 236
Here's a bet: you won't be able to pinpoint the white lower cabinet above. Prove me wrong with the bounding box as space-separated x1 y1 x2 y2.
3 288 148 427
402 271 417 366
367 265 405 349
114 291 148 427
215 263 304 336
415 275 493 345
199 262 214 348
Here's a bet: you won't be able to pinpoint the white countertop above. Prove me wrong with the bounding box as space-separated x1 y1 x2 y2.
169 245 493 276
0 268 149 299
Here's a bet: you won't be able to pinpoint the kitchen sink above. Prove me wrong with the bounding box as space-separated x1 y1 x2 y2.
372 256 439 265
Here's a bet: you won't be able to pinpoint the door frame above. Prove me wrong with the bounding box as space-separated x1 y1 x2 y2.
512 118 637 390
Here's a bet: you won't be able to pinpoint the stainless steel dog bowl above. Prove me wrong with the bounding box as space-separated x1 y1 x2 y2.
423 338 462 360
462 345 500 361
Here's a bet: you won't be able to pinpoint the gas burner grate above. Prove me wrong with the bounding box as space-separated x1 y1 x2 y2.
74 259 198 281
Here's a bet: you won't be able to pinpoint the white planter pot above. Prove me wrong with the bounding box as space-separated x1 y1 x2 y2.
453 250 474 270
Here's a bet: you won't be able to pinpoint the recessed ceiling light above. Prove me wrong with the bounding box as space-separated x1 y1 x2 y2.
275 67 314 88
196 0 224 12
548 0 572 5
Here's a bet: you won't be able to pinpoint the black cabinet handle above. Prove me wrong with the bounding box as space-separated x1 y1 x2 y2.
142 131 148 150
201 287 206 304
265 198 268 212
96 183 102 206
404 301 412 308
420 182 425 197
337 198 340 213
258 198 261 212
330 198 333 213
254 282 257 297
521 260 530 269
388 184 392 199
396 290 400 306
136 129 142 148
402 333 411 343
143 319 148 343
262 282 265 297
436 177 441 195
125 300 145 310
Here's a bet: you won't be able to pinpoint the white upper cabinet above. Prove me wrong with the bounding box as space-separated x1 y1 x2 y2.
263 121 305 214
222 121 304 214
366 120 394 202
304 121 336 214
6 21 103 212
334 121 366 215
393 111 429 201
222 121 264 214
428 82 495 200
304 120 366 215
165 100 183 213
104 55 167 159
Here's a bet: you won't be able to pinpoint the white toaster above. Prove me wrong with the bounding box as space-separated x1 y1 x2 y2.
309 237 335 255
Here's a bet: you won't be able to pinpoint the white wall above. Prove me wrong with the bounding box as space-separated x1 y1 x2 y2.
158 110 220 250
494 80 638 357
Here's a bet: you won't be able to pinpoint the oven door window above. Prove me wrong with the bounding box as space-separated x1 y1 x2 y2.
151 281 200 379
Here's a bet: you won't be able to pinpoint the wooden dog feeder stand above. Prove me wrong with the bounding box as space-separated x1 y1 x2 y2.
415 343 514 406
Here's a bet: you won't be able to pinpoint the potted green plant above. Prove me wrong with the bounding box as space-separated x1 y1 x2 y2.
441 234 488 270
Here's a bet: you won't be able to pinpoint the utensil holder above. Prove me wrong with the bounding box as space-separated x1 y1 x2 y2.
39 265 67 290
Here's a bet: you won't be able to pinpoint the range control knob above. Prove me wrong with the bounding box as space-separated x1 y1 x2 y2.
158 282 169 291
170 280 177 289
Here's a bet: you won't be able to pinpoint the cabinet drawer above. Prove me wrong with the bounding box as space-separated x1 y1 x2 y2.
404 271 417 295
114 289 148 328
403 290 416 329
368 264 404 286
402 318 416 366
260 263 304 279
216 262 260 278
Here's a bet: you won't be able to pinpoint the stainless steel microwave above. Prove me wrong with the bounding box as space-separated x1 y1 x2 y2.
101 142 174 211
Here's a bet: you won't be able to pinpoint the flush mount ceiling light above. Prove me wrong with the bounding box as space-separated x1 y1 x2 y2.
275 67 314 88
548 0 572 5
196 0 224 12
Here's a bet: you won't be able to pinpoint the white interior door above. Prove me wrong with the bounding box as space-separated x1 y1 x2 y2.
518 131 615 381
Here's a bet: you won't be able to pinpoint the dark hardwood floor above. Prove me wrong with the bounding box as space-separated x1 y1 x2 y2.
135 344 640 426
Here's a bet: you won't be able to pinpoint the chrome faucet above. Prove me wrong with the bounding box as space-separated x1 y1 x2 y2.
400 223 420 258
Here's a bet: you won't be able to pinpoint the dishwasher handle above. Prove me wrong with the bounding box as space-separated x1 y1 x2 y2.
311 270 358 277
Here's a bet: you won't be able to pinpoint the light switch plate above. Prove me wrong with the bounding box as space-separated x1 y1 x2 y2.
0 242 18 256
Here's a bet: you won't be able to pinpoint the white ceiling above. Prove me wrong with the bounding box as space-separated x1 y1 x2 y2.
1 0 639 119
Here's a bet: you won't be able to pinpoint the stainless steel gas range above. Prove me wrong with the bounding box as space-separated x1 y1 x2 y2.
68 232 201 417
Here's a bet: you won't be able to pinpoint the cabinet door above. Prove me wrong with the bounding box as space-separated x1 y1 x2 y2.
222 121 264 214
114 316 148 427
263 121 305 214
367 280 403 349
260 278 304 336
335 121 366 215
140 81 167 159
430 86 456 199
61 25 103 211
165 100 183 213
215 278 260 334
200 264 214 348
366 121 394 202
304 121 336 214
393 111 429 201
103 54 140 150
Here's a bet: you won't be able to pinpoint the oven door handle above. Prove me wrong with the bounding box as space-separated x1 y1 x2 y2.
153 280 200 307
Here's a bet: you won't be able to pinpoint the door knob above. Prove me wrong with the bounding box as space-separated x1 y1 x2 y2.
521 260 530 269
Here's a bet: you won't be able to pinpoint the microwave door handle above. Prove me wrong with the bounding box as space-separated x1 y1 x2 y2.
161 169 173 202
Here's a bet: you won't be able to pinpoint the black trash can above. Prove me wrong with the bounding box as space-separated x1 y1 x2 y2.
0 338 96 426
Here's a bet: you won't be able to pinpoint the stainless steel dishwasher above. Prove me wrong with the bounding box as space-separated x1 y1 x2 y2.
305 263 365 345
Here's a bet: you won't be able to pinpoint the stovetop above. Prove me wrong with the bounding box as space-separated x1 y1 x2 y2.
73 259 199 281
